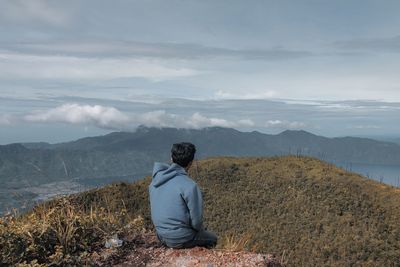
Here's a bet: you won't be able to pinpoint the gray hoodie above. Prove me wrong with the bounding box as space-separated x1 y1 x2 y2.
149 162 203 246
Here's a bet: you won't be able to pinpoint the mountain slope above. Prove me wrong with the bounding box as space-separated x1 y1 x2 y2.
1 126 400 190
3 156 398 266
136 156 400 265
194 156 400 265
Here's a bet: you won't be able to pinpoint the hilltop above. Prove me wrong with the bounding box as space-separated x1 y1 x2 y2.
1 156 399 266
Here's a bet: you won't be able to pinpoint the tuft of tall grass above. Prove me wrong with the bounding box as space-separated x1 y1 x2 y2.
220 232 252 252
0 194 146 266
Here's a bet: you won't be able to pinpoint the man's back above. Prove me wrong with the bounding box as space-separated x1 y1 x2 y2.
149 142 217 249
149 162 203 247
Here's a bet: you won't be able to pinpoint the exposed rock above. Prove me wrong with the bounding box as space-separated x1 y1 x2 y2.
93 233 282 267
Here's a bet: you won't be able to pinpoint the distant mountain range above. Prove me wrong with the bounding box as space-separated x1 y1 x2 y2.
1 126 400 214
390 138 400 145
1 126 400 190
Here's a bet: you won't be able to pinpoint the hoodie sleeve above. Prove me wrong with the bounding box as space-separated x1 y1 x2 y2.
183 183 203 231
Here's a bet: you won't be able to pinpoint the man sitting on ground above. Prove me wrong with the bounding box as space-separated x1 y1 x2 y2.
149 142 218 248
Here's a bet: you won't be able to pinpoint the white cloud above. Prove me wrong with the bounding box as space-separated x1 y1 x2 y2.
182 113 230 128
0 114 13 125
0 0 72 27
22 104 254 130
24 104 130 129
135 110 173 128
179 113 255 129
334 35 400 53
265 120 306 129
215 90 277 100
237 119 255 127
0 51 198 81
5 40 311 60
351 125 381 129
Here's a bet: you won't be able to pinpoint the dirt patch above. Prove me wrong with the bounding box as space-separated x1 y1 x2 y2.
93 233 282 267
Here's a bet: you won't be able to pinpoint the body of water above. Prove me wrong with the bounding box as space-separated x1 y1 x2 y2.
335 162 400 187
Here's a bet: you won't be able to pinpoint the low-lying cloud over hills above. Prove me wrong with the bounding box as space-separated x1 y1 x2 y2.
1 97 399 144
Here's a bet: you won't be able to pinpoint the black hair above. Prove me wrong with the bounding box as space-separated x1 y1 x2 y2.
171 142 196 168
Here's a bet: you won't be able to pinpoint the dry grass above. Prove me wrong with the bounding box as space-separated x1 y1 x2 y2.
2 156 400 266
220 232 252 252
0 192 147 266
190 156 400 266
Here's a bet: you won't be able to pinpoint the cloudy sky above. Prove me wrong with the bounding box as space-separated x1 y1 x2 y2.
1 0 400 144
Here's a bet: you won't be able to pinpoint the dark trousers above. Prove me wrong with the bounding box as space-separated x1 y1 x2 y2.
157 229 218 249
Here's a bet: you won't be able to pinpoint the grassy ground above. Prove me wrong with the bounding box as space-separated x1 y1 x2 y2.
1 156 399 266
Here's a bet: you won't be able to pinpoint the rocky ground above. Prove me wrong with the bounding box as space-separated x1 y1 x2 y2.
92 233 283 267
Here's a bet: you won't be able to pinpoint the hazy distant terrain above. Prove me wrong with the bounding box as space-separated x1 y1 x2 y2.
1 126 400 213
391 138 400 145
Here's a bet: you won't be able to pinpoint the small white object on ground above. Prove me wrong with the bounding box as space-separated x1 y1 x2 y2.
105 234 123 248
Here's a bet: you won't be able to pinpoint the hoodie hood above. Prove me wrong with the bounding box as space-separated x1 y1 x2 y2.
152 162 187 187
